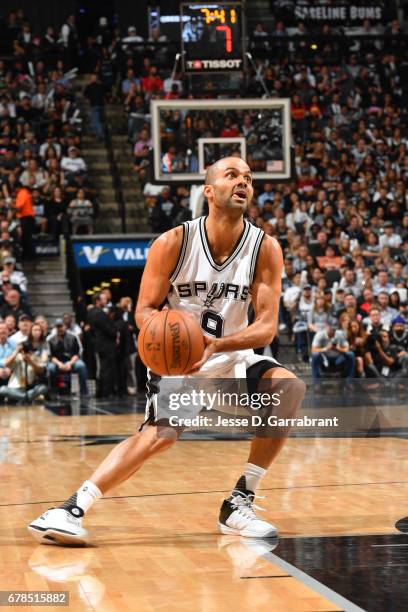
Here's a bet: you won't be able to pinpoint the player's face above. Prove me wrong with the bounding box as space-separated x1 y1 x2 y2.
206 159 253 212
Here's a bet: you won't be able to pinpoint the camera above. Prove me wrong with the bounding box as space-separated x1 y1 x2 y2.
22 342 32 353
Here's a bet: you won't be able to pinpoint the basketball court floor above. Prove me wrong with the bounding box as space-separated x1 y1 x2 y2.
1 386 407 612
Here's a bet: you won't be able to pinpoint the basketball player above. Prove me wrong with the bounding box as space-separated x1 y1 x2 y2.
28 157 306 545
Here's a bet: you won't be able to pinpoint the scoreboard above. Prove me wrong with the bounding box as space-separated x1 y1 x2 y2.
181 2 245 73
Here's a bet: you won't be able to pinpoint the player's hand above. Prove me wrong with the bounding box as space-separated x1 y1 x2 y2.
187 336 217 374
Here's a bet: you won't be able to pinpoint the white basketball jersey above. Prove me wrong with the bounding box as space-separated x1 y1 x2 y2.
167 216 264 372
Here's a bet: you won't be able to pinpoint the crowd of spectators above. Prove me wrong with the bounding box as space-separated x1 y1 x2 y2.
0 11 115 403
0 294 143 402
0 10 97 243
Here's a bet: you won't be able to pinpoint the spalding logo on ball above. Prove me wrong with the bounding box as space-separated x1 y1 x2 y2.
138 310 205 376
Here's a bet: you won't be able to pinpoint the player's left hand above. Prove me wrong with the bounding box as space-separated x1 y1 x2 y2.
187 336 217 374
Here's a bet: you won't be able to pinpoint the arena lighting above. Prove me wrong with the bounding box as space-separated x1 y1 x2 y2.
311 43 318 50
86 290 94 295
93 286 101 291
101 282 111 288
111 278 121 283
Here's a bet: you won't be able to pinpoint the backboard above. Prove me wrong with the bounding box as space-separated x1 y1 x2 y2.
151 98 292 183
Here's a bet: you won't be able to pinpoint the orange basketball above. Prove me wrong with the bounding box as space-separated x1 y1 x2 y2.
138 310 205 376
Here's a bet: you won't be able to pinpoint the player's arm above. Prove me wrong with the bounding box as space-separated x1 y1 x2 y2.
189 236 283 371
218 235 283 350
135 226 183 329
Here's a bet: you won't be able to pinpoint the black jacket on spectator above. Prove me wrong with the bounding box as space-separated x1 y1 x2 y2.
87 306 116 351
0 303 33 320
84 82 105 107
150 196 174 233
49 332 80 362
390 328 408 352
87 306 117 397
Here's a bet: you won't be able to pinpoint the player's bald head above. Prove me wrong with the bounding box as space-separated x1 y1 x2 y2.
204 156 251 185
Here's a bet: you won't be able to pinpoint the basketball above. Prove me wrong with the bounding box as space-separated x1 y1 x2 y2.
138 310 205 376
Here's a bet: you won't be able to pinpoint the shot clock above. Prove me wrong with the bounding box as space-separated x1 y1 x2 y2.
180 2 246 73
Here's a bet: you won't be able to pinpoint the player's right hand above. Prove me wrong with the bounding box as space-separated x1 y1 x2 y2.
187 336 217 374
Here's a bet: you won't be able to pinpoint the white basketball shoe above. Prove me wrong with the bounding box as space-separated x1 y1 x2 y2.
28 508 89 546
218 490 278 538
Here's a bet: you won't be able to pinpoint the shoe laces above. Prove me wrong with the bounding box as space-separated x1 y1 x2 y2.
229 490 266 521
63 511 82 527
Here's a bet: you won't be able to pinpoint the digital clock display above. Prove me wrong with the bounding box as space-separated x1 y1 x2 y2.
180 3 245 72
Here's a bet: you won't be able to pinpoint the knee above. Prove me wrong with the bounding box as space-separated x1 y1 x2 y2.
75 360 87 372
290 375 307 402
274 373 307 417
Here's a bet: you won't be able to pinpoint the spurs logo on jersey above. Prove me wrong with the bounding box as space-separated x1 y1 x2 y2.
174 281 249 306
168 216 264 339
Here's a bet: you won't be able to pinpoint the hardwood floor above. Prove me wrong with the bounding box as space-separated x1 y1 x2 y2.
0 405 406 611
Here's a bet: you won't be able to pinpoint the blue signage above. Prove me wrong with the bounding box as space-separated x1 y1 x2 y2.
73 240 151 268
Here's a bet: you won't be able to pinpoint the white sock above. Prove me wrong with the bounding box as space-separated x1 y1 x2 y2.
60 480 102 516
234 463 267 494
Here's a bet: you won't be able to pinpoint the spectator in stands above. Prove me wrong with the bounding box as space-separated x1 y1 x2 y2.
134 128 153 157
60 14 79 67
311 325 355 385
61 147 87 176
122 25 144 49
373 270 395 295
84 74 105 141
62 313 83 341
45 186 67 239
48 318 88 396
365 329 400 379
10 314 32 344
377 292 398 327
87 294 117 398
293 284 314 361
308 295 332 336
109 306 132 397
150 186 174 233
389 315 408 377
141 66 163 96
339 269 360 297
347 319 367 378
65 171 97 202
14 182 35 260
121 68 141 96
118 296 137 395
282 271 303 330
1 292 32 321
0 322 15 385
67 188 94 234
4 315 17 338
100 288 113 311
379 221 403 250
0 323 48 403
20 159 48 189
34 315 49 339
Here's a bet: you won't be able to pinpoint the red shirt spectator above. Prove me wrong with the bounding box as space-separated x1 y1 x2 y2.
292 95 306 121
15 186 34 218
141 67 163 94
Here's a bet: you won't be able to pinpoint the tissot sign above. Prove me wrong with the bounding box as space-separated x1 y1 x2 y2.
73 240 151 268
187 58 243 71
